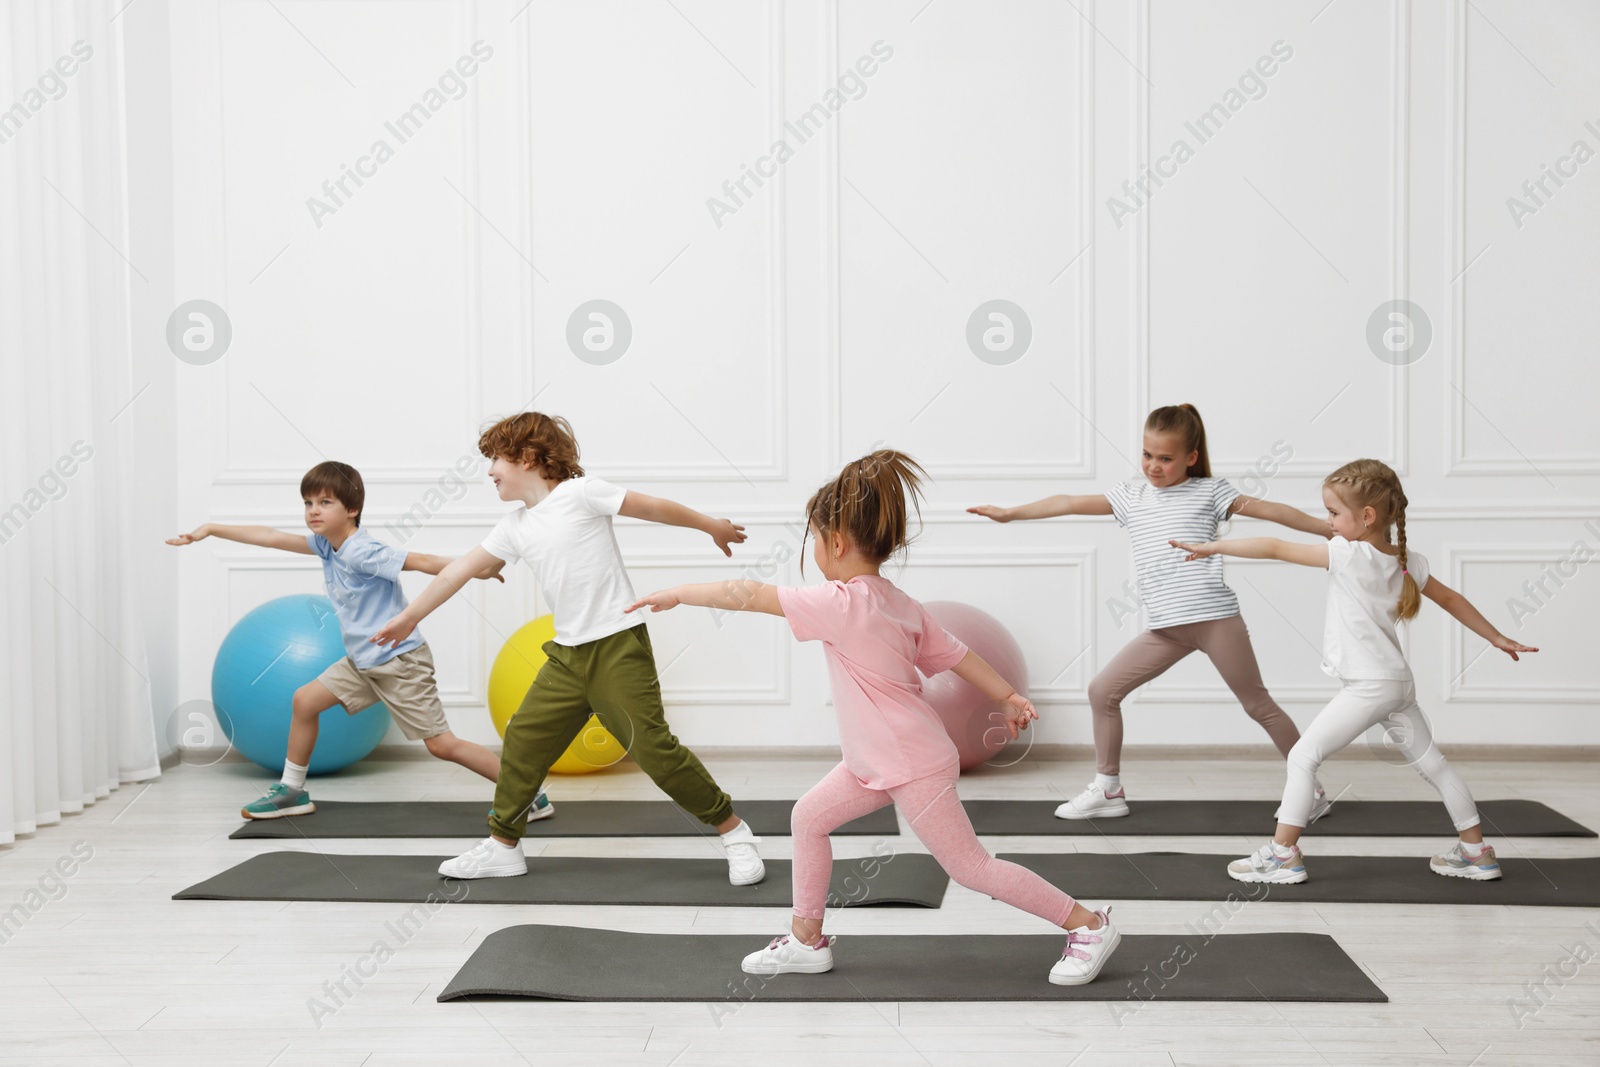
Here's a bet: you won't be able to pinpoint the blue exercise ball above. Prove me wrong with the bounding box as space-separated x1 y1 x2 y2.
211 594 391 775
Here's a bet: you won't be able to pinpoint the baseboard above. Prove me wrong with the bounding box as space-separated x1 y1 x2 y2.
176 742 1600 766
347 742 1600 763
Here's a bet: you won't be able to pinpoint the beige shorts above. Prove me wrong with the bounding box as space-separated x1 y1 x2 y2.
318 643 449 742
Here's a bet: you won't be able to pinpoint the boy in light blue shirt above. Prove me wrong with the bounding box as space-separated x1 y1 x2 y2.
170 460 551 821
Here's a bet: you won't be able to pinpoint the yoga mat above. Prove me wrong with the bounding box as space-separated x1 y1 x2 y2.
229 799 899 840
1000 852 1600 907
963 798 1595 838
174 851 947 908
436 923 1385 1003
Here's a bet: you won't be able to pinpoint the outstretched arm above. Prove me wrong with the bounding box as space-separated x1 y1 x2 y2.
1169 536 1329 570
1422 577 1539 661
949 650 1037 739
166 523 313 554
619 491 746 557
627 580 783 617
371 546 503 647
968 494 1112 522
404 552 505 582
1230 496 1333 539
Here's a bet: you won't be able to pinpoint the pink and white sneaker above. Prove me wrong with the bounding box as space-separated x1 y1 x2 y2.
741 932 836 976
1050 907 1121 985
1055 782 1130 820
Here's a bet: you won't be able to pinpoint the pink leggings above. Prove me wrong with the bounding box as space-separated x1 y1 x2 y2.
790 761 1078 926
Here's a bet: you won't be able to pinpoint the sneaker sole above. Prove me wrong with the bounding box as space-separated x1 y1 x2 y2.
1226 866 1307 884
526 805 555 822
741 957 834 976
1430 863 1502 881
241 802 315 820
1049 928 1122 986
1053 805 1130 821
439 865 528 879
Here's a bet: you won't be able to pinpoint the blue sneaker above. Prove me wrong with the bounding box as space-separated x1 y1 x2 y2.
1227 841 1308 884
1430 842 1501 881
241 782 314 820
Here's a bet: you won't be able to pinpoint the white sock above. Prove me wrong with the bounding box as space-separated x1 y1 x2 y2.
1094 773 1122 795
721 820 753 841
1270 839 1297 857
490 836 519 851
1313 778 1326 798
1459 839 1488 856
281 760 308 790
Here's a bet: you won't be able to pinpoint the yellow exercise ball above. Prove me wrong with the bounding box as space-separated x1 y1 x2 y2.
487 615 627 774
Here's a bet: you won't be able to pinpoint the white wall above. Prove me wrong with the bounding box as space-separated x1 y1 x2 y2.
138 0 1600 754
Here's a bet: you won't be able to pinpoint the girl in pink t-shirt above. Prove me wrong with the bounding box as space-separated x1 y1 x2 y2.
628 450 1120 986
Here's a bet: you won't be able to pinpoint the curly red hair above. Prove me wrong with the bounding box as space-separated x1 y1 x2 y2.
477 412 584 481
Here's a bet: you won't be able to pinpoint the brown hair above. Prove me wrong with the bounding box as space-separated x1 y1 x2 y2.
477 412 584 482
801 449 927 575
300 461 365 526
1144 404 1211 478
1323 458 1420 621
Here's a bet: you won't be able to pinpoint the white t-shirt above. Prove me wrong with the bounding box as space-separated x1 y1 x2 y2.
479 476 643 647
1321 535 1431 681
1107 476 1242 629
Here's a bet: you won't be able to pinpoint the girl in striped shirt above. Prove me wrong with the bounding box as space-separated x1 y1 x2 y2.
971 404 1334 820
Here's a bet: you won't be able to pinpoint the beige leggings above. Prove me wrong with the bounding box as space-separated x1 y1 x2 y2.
1090 613 1300 775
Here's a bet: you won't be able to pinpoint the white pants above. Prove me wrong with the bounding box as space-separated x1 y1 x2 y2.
1279 678 1481 832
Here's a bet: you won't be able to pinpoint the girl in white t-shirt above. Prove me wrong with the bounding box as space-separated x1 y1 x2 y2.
1171 459 1538 884
972 404 1336 821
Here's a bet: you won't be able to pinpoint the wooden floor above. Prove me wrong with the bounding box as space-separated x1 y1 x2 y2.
2 753 1597 1066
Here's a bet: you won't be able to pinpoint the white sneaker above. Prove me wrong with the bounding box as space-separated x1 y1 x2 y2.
720 820 766 886
1276 787 1332 824
741 933 835 975
1227 841 1307 884
1049 907 1121 985
1054 782 1130 820
438 836 527 879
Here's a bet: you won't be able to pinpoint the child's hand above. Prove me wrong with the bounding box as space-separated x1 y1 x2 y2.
1169 538 1216 561
371 614 416 648
1491 635 1538 661
709 519 746 557
166 524 211 546
1000 692 1038 740
477 558 507 583
966 505 1013 523
626 590 682 614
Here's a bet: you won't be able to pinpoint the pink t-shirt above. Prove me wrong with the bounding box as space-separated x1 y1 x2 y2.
777 575 970 789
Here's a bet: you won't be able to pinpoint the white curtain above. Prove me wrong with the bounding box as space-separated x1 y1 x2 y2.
0 0 159 845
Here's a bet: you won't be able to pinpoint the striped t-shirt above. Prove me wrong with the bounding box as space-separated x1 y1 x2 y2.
1107 476 1242 630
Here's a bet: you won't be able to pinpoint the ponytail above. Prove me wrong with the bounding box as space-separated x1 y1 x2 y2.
1145 404 1211 478
801 449 927 575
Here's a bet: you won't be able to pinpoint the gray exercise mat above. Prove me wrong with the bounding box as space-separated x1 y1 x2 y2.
1000 852 1600 907
436 923 1385 1003
174 851 946 908
963 798 1595 837
229 799 899 840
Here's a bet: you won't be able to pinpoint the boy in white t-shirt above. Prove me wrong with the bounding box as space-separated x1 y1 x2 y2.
372 412 766 885
1171 459 1537 885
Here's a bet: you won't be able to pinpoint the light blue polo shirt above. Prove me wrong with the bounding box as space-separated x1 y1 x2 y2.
307 528 423 669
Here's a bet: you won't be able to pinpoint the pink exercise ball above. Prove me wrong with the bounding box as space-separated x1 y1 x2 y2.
919 601 1031 770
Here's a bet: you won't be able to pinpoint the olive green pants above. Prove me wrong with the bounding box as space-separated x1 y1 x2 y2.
489 623 735 840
